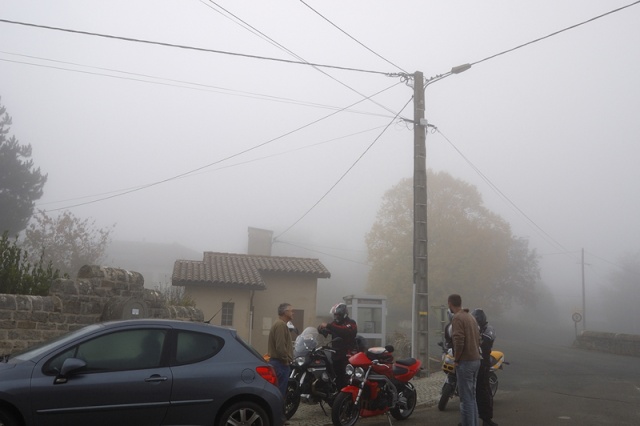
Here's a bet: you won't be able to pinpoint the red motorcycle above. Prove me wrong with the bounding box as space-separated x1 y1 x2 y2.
331 345 422 426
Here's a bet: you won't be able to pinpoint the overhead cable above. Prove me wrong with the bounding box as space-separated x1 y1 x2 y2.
0 18 394 76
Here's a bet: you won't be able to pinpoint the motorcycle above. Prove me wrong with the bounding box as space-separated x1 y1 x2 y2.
330 345 421 426
437 341 508 411
284 326 340 419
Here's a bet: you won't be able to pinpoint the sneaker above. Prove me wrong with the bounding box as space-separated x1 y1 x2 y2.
483 420 498 426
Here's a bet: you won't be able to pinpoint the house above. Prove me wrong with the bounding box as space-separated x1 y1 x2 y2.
171 228 331 354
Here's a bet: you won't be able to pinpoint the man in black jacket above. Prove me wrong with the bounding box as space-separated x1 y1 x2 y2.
472 308 498 426
318 302 358 389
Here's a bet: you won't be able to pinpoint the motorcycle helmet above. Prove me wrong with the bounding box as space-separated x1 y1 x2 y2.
330 302 348 324
471 308 487 328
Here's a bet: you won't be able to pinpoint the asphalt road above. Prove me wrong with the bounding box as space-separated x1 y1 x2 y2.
310 335 640 426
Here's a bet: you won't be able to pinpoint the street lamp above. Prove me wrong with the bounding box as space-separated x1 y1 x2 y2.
411 64 471 373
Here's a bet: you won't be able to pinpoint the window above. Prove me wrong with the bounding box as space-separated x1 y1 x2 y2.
174 330 224 365
43 329 167 374
221 302 234 326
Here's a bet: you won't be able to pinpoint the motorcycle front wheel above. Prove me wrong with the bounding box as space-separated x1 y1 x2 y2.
390 382 417 420
331 391 360 426
284 379 301 420
489 371 498 397
438 382 455 411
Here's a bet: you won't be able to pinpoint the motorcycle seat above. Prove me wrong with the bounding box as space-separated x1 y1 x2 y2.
395 357 417 366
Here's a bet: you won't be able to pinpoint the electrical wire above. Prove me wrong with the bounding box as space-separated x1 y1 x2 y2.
0 18 395 76
200 1 408 120
36 124 389 207
298 0 408 73
432 126 569 254
470 0 640 68
0 51 396 120
41 82 403 212
274 95 414 240
275 239 371 266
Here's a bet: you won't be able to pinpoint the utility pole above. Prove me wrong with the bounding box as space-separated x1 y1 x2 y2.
412 70 429 373
582 248 586 330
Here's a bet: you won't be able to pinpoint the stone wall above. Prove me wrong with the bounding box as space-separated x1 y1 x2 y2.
0 265 203 355
573 330 640 357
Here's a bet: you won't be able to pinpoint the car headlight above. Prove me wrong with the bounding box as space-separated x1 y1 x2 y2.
295 356 306 366
345 364 354 376
354 367 365 379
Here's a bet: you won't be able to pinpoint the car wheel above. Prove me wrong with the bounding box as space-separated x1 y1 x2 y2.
0 410 19 426
219 401 270 426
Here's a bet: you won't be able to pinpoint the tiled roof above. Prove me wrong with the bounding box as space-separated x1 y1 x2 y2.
172 252 331 289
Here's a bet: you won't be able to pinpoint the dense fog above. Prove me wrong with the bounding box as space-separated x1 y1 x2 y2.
2 1 639 337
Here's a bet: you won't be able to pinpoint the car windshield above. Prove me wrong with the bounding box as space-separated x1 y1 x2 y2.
6 323 103 363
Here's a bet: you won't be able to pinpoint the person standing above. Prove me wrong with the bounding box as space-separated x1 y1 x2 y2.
448 294 482 426
318 302 358 389
472 309 498 426
267 303 294 401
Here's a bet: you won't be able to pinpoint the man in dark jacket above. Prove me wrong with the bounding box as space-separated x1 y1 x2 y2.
472 309 498 426
318 302 357 389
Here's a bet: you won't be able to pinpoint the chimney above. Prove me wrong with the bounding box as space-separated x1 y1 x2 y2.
248 227 273 256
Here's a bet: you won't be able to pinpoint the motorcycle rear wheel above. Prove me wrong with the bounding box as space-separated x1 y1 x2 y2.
284 379 301 420
331 391 360 426
489 371 498 397
438 382 455 411
390 383 417 420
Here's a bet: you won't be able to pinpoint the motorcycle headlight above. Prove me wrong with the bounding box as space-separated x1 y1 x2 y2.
345 364 354 376
354 367 365 379
295 356 306 366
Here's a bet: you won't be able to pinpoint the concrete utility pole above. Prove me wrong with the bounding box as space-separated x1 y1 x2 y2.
412 70 429 372
410 64 471 373
582 248 586 330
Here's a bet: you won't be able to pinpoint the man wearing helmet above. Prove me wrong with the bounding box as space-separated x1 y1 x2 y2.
472 308 498 426
318 302 358 389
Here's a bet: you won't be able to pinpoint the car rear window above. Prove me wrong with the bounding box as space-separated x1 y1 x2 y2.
174 330 224 365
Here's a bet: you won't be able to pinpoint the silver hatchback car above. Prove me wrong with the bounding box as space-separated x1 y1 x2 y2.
0 319 283 426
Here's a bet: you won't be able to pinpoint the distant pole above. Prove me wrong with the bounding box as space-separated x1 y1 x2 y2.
412 71 429 373
582 248 586 330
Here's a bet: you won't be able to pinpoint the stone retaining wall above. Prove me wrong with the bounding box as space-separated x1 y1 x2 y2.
0 265 203 355
573 330 640 357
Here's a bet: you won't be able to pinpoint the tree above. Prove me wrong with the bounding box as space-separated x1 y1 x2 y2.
0 231 60 295
365 171 539 328
22 210 114 278
0 98 47 236
600 251 640 334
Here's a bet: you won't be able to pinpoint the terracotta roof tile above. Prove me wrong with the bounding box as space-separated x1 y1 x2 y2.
172 252 331 288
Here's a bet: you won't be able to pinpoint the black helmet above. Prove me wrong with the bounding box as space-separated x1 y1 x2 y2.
330 302 348 324
471 308 487 328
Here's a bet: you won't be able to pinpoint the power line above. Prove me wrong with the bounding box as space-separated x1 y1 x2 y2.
36 124 389 207
433 127 569 253
275 240 371 266
200 1 408 120
298 0 408 73
0 51 396 120
0 18 395 76
42 82 403 212
471 0 640 69
274 95 414 240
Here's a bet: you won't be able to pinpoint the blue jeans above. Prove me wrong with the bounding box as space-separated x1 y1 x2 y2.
269 359 290 398
456 359 480 426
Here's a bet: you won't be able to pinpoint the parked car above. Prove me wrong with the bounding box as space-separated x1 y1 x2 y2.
0 319 283 426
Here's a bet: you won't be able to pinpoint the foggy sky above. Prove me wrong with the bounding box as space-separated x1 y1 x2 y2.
1 1 639 321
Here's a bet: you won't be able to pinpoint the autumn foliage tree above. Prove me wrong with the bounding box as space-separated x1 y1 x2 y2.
366 171 540 327
0 98 47 236
22 210 114 278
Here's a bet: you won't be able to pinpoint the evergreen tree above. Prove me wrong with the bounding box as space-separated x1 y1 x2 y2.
0 98 47 236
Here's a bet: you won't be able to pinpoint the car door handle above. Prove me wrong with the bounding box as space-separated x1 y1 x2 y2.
145 375 169 383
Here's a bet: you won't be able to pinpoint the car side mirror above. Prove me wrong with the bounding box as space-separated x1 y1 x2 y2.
54 358 87 384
